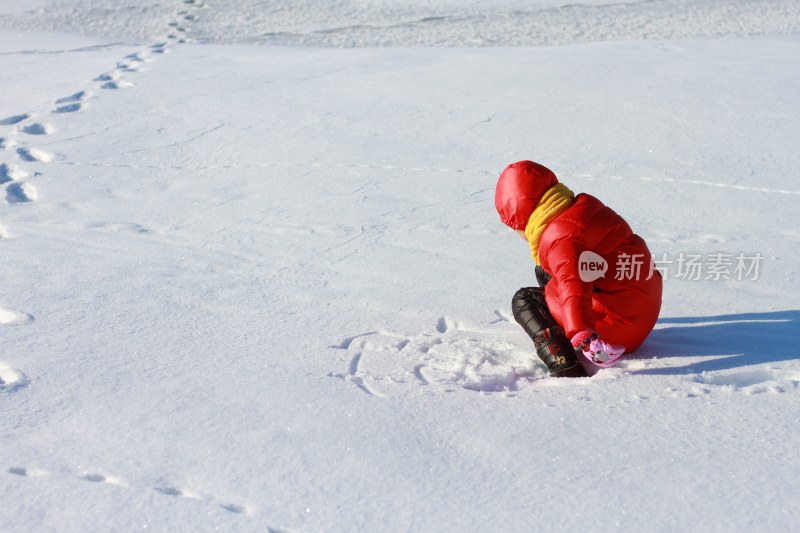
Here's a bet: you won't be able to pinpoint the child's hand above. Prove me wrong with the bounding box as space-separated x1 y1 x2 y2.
571 330 625 367
584 337 625 367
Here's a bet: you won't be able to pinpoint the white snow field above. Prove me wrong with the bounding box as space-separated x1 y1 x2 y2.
2 1 799 531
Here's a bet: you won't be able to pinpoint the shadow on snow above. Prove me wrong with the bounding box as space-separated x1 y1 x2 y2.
631 310 800 375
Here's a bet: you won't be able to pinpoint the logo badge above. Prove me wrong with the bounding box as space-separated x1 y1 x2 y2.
578 251 608 282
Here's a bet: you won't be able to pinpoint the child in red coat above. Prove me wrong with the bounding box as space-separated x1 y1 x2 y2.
496 160 662 377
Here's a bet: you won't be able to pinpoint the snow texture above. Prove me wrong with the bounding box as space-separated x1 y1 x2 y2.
1 1 799 532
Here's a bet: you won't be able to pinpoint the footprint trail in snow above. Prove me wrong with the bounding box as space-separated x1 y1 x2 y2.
0 0 206 409
6 465 253 517
0 0 205 220
0 307 32 392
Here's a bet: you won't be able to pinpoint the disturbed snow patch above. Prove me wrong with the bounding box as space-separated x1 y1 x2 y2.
330 313 548 396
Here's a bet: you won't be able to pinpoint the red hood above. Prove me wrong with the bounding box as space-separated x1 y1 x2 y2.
495 160 559 230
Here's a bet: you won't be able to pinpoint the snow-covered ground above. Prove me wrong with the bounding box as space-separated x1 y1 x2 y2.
2 1 799 531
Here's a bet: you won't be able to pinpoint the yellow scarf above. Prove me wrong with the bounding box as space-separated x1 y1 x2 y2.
524 183 575 264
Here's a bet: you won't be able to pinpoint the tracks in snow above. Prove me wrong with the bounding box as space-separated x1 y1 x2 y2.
0 4 269 523
6 465 252 517
0 0 206 394
5 276 254 519
0 306 33 392
0 0 206 231
0 0 209 433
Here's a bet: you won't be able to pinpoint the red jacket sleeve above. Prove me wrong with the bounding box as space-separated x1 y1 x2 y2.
542 229 595 337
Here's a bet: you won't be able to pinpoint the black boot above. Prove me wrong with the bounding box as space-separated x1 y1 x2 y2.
512 287 585 377
533 326 586 377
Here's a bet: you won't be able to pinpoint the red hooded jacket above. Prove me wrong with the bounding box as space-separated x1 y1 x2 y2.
497 161 662 352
